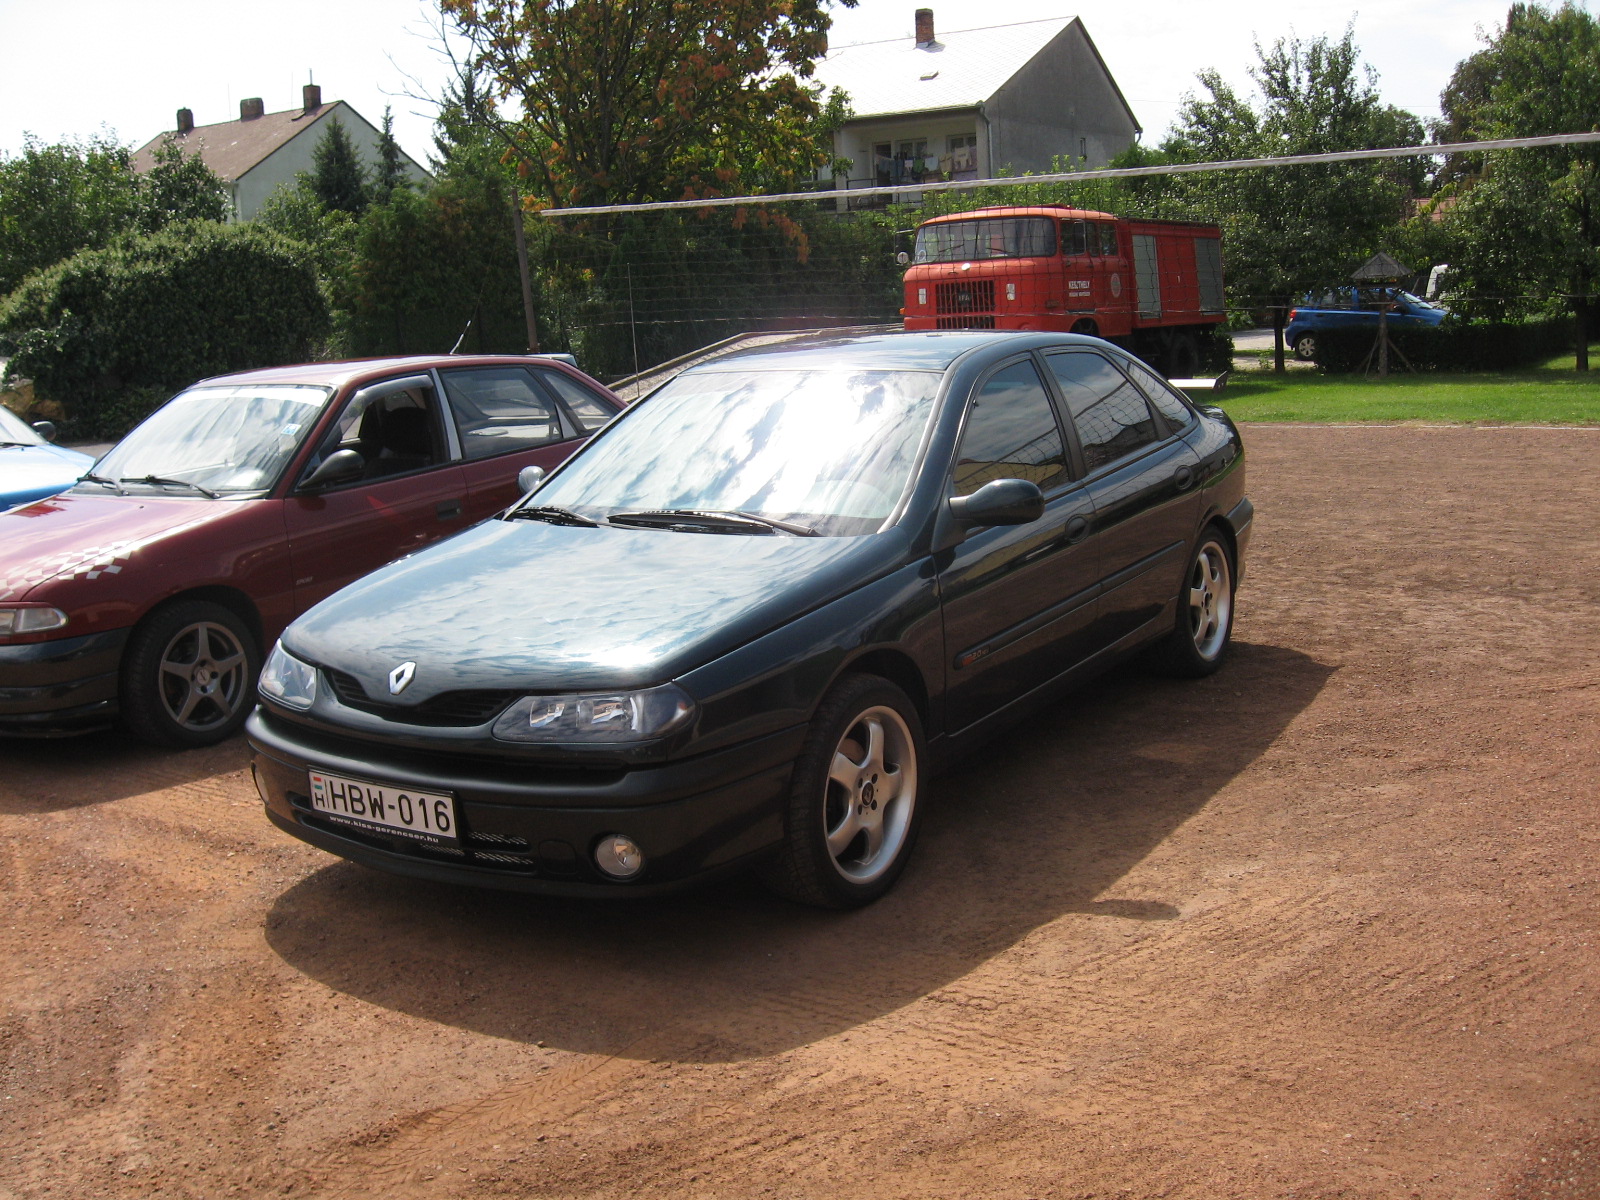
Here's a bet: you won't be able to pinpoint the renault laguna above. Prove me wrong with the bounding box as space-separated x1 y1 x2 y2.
248 331 1250 908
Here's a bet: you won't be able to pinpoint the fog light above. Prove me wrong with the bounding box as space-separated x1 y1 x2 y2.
594 834 645 880
251 764 272 806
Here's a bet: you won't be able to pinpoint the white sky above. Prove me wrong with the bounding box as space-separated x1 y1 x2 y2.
0 0 1586 172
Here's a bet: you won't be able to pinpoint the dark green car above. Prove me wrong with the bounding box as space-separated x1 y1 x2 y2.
248 331 1251 908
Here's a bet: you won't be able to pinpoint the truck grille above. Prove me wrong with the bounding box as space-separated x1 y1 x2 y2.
936 315 997 329
935 280 994 314
321 666 518 727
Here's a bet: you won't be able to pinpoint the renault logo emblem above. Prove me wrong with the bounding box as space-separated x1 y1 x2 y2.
388 661 416 695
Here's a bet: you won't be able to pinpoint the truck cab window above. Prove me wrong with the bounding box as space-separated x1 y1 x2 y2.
1062 220 1089 257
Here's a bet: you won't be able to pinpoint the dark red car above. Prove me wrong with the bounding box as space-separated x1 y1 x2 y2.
0 354 622 746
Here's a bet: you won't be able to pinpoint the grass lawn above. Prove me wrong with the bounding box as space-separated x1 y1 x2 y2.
1213 348 1600 424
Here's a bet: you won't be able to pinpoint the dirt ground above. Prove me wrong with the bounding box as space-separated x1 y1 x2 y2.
4 424 1599 1200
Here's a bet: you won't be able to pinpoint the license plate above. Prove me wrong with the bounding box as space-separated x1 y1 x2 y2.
307 769 459 846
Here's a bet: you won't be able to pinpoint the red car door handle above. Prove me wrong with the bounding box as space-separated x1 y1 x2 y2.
436 500 463 521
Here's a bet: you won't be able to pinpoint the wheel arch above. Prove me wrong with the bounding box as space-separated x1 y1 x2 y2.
136 585 265 656
832 647 932 732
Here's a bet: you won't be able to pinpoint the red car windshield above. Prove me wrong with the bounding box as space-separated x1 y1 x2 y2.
92 384 330 495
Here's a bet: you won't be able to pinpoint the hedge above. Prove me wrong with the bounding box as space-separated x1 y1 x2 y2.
1306 316 1575 373
0 220 329 437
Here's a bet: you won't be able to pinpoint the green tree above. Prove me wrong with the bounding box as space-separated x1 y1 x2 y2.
137 137 231 231
310 118 370 214
1162 29 1423 369
0 134 139 295
1435 2 1600 368
373 106 410 200
439 0 855 208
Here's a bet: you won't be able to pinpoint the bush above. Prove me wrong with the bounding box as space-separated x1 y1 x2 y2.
1308 316 1575 373
0 221 329 437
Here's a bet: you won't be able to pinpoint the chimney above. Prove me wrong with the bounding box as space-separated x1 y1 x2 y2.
302 83 322 113
176 108 194 134
915 8 935 46
240 97 265 120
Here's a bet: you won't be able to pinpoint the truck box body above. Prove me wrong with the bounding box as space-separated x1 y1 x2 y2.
901 205 1226 374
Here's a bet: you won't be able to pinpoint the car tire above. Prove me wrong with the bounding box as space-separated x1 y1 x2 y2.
1148 530 1235 678
1292 334 1317 361
119 600 259 748
760 674 925 909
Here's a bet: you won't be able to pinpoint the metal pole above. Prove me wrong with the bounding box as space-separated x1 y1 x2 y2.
511 189 539 352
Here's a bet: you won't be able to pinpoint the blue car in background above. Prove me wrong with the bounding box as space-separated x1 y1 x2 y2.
1286 288 1447 361
0 407 95 511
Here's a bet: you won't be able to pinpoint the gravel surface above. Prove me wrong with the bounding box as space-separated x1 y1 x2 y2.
3 424 1599 1199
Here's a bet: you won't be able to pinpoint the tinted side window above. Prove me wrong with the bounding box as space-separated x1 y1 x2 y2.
1046 352 1162 473
952 360 1069 494
440 367 565 460
1123 359 1195 429
534 368 620 433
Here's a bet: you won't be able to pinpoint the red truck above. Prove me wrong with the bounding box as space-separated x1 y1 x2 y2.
900 205 1226 376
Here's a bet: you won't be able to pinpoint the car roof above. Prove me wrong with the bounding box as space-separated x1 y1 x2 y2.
687 329 1113 374
186 354 595 394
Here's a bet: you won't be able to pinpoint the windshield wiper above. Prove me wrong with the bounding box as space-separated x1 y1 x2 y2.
81 471 127 495
607 509 819 537
508 504 600 527
120 474 221 499
0 440 33 448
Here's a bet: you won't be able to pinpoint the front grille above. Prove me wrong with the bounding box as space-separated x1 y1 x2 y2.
321 666 518 727
936 315 997 329
936 279 994 314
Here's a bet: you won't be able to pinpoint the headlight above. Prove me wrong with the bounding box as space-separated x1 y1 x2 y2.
0 606 69 636
491 683 695 743
259 642 318 711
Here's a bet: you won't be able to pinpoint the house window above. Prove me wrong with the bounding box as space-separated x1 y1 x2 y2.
945 133 978 179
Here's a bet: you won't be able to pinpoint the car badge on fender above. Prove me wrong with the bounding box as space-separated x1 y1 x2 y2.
388 661 416 695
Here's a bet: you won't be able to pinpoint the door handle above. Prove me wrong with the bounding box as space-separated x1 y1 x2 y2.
436 499 463 521
1174 466 1194 491
1064 515 1089 543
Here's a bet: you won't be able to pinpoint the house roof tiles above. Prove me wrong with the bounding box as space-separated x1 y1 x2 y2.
131 102 343 181
812 16 1074 118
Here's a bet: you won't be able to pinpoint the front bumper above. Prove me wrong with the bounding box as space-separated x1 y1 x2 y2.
0 628 128 736
247 709 805 896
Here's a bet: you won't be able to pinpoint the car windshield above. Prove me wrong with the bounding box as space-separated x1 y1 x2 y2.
0 406 47 447
529 368 940 536
89 384 330 495
913 217 1057 263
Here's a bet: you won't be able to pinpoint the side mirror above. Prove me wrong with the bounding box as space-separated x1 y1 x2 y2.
299 448 364 490
948 478 1045 527
31 420 57 443
517 464 546 494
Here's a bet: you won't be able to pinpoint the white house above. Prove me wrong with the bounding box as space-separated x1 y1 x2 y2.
131 85 432 220
811 9 1140 204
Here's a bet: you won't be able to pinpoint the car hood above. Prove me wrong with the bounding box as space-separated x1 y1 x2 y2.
0 444 95 512
284 517 911 697
0 490 239 599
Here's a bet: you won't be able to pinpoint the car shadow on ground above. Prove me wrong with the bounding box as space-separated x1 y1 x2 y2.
264 640 1331 1063
0 730 249 813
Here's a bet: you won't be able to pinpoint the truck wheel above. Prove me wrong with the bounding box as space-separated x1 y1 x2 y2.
1167 332 1201 378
